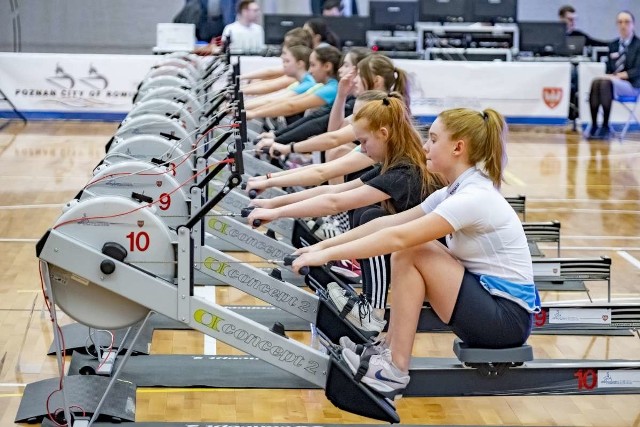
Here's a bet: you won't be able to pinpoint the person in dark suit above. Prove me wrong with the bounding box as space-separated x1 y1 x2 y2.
588 11 640 139
558 6 608 125
558 5 607 48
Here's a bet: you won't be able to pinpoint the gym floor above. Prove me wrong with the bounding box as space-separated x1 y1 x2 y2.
0 121 639 426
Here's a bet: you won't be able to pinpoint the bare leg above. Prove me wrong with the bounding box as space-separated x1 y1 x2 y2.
388 241 464 371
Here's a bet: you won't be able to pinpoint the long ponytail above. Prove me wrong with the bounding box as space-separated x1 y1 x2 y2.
438 108 508 188
355 94 444 213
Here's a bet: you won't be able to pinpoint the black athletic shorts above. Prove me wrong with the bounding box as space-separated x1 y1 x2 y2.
448 270 533 348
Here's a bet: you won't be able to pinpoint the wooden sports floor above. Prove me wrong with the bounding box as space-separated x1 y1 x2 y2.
0 121 639 426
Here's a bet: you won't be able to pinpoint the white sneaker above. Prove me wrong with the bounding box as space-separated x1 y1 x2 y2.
327 283 386 334
342 348 410 398
306 218 343 240
339 336 388 357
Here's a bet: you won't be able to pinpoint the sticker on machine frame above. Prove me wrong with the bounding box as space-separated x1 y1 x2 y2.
532 262 560 277
598 370 640 388
548 308 612 324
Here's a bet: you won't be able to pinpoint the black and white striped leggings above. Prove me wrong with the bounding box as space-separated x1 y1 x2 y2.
350 205 390 309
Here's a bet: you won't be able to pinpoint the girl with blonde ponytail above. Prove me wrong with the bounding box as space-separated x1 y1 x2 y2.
292 107 539 401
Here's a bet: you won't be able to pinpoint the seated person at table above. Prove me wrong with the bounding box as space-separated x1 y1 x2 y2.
588 11 640 140
558 5 608 48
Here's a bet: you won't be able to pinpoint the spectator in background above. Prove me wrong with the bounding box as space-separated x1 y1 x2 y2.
304 17 341 48
588 10 640 140
221 0 265 52
221 0 237 27
175 0 220 41
312 0 358 17
322 0 343 16
558 5 607 47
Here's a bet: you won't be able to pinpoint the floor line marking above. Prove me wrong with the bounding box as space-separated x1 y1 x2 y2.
617 251 640 270
561 236 640 240
504 170 525 187
527 208 640 214
0 238 39 243
539 245 640 251
527 198 640 204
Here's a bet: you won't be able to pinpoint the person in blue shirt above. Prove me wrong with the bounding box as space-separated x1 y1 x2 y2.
291 70 317 95
244 44 315 110
246 46 341 120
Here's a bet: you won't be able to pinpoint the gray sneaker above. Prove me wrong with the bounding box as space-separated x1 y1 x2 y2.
339 336 388 357
327 283 386 333
342 348 410 398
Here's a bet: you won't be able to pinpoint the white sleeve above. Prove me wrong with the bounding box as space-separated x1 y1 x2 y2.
420 187 448 215
432 189 484 231
222 24 231 38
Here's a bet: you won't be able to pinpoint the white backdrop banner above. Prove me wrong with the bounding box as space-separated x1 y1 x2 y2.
0 52 571 124
239 57 571 124
393 59 571 124
0 53 160 120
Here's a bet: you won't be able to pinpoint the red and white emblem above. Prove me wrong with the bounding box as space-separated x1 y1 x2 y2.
543 87 563 109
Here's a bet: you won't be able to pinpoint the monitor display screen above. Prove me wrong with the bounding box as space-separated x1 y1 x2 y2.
263 14 310 45
419 0 469 23
370 1 418 31
472 0 517 23
519 22 567 55
323 16 370 47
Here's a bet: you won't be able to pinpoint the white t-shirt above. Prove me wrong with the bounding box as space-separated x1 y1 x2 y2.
222 21 265 52
420 168 533 284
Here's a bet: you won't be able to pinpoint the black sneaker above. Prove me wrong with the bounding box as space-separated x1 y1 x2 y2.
595 126 611 140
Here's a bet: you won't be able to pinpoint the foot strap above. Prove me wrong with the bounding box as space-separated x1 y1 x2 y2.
339 294 359 320
308 218 325 234
354 353 374 383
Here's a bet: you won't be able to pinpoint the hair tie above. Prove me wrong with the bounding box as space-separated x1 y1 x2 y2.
482 111 489 122
382 97 390 106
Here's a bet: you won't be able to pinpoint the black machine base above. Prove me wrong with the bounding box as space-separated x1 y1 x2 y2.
325 356 400 423
15 375 136 423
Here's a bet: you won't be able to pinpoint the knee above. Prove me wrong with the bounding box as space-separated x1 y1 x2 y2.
358 206 386 225
391 243 426 265
590 79 605 91
391 241 443 264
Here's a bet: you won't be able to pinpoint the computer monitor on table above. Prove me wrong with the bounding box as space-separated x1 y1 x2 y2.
323 16 371 47
263 14 310 45
561 35 587 56
519 22 567 56
369 0 418 31
418 0 469 23
471 0 517 24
